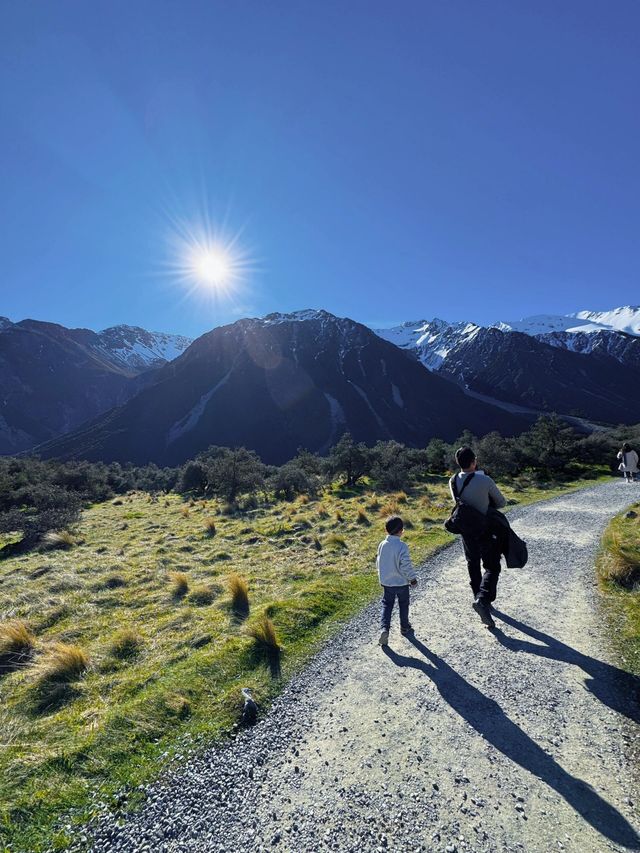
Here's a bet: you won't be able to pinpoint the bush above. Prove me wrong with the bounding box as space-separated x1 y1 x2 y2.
269 463 316 501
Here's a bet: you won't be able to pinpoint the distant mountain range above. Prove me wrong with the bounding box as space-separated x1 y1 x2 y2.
3 305 640 465
34 311 531 465
375 306 640 424
0 318 191 454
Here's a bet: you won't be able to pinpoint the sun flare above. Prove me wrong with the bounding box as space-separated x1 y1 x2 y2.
163 213 256 305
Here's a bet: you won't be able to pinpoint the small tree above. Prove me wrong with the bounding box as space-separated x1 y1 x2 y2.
475 432 518 478
178 461 209 495
424 438 451 474
325 433 373 486
204 447 265 502
269 463 315 500
519 415 577 472
370 441 412 491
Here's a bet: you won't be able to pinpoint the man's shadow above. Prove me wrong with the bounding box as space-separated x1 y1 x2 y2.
383 637 639 850
491 610 640 724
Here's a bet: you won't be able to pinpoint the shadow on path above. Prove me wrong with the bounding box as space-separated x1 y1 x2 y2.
383 636 639 850
492 610 640 725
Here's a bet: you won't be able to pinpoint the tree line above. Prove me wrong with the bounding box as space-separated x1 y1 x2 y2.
1 415 638 553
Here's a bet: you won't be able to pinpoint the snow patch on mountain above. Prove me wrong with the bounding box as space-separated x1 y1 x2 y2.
96 325 192 371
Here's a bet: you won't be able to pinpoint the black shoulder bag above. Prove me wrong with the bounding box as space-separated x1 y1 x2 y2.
444 472 487 538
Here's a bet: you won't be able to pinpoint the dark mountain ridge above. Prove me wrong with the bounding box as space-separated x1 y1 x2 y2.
35 311 533 465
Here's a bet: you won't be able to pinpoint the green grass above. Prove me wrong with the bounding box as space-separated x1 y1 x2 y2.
0 469 608 851
596 501 640 677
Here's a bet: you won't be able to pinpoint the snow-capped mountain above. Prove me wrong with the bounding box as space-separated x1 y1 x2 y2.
0 318 192 455
93 325 192 371
373 306 640 425
35 311 531 465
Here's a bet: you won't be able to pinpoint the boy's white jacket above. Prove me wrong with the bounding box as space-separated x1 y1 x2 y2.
376 535 417 586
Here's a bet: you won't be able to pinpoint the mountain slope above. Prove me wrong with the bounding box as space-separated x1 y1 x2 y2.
35 311 532 465
375 308 640 424
0 319 191 454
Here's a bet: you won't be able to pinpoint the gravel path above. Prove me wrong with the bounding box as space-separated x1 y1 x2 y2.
83 482 640 853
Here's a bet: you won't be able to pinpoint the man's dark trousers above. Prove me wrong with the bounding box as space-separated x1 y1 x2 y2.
461 531 502 603
380 585 411 632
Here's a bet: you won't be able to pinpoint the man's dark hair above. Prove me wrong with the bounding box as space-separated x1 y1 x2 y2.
385 515 404 535
455 446 476 469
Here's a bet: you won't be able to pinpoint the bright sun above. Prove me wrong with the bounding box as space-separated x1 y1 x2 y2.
191 247 233 287
164 215 255 304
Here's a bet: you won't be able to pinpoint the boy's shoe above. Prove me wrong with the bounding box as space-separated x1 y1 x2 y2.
472 599 495 629
401 625 414 636
378 629 389 646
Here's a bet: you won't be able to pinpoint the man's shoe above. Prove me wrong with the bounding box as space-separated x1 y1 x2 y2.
401 625 414 637
472 599 495 629
378 629 389 646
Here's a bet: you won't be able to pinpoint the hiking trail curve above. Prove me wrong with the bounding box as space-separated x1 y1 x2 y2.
84 482 640 853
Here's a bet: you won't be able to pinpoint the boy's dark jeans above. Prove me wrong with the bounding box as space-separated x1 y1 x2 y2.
461 532 502 603
380 584 411 632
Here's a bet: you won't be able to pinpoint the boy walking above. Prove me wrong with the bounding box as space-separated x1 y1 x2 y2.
376 515 417 646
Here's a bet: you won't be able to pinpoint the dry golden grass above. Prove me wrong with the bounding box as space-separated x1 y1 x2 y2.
247 614 280 652
34 642 90 685
169 571 189 597
299 495 310 505
203 517 217 537
108 629 143 660
335 510 344 522
599 510 640 588
42 530 75 550
0 620 36 658
356 508 370 525
325 533 347 550
229 574 250 617
188 585 216 606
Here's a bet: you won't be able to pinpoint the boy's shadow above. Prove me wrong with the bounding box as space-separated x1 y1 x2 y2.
491 610 640 724
383 637 639 850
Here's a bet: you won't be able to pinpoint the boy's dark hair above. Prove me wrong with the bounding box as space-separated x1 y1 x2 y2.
455 446 476 469
385 515 404 535
622 442 632 453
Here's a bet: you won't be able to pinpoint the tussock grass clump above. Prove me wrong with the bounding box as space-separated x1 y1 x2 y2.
203 518 217 537
180 506 190 518
356 509 370 525
169 571 189 598
108 628 143 660
248 615 281 677
229 574 250 618
298 494 310 505
366 497 381 511
103 574 126 589
379 501 399 518
34 642 90 686
248 615 280 651
111 498 123 506
394 491 409 504
313 536 322 551
325 533 347 550
335 510 344 522
316 506 329 519
599 512 640 589
42 530 75 550
0 620 36 673
188 585 217 606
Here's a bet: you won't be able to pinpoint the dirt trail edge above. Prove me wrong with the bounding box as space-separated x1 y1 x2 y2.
84 482 640 853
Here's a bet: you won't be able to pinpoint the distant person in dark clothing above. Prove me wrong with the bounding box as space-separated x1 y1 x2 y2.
617 443 639 483
449 446 506 629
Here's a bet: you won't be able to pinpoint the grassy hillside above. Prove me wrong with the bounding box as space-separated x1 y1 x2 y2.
596 500 640 677
0 472 605 851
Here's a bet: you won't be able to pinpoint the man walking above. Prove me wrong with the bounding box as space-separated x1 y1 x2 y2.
449 446 506 629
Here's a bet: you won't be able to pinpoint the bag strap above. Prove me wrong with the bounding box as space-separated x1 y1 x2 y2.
452 472 475 501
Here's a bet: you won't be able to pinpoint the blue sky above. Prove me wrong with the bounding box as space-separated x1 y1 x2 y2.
1 1 639 337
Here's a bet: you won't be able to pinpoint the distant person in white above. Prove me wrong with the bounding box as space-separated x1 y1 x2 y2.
449 446 506 629
617 442 639 483
376 515 417 646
